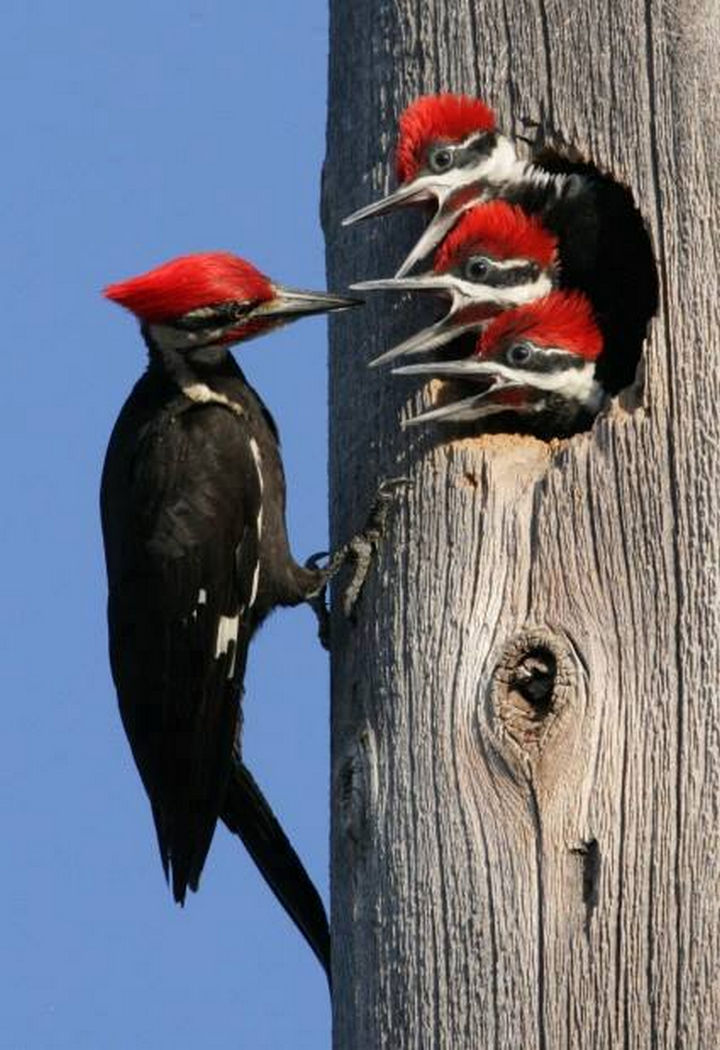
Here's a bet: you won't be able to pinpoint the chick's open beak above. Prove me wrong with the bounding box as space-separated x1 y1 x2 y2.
402 376 522 427
351 274 500 368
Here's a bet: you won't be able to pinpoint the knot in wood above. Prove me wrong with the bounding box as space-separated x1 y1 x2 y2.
491 627 576 760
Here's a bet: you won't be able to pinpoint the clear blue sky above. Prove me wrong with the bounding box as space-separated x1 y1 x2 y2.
2 3 339 1046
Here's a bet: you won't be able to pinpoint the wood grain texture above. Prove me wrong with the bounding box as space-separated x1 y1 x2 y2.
323 1 720 1046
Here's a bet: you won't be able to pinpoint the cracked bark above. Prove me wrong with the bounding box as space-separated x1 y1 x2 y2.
323 1 720 1047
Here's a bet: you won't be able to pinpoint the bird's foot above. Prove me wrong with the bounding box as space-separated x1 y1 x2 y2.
304 551 333 650
336 476 410 619
304 478 409 644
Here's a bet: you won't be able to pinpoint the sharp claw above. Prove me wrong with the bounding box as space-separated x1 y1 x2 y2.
305 480 409 632
305 550 330 572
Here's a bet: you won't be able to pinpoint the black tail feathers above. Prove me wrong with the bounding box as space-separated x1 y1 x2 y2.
220 762 331 985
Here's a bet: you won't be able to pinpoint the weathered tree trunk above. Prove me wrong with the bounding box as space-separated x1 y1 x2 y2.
323 1 720 1046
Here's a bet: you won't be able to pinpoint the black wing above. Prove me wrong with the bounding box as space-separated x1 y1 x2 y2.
102 393 261 902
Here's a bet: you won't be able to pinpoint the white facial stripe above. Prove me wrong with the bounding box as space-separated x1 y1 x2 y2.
450 134 566 195
183 307 217 321
442 272 554 310
482 357 601 406
505 275 554 305
474 135 525 186
462 132 490 150
491 256 538 270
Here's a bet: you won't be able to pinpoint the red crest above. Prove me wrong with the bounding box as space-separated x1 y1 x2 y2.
480 292 603 361
104 252 273 323
435 201 558 272
396 94 496 182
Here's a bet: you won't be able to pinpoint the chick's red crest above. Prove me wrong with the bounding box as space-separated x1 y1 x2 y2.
396 94 496 183
434 202 558 272
104 252 274 323
480 292 603 361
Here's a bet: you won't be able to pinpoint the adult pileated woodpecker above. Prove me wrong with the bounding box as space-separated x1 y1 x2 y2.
344 93 657 396
394 290 604 432
101 251 359 978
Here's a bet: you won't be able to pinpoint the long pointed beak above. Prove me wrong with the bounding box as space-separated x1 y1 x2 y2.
394 358 501 379
351 274 457 369
369 314 479 368
351 273 499 368
342 181 437 226
350 274 452 295
253 286 362 321
394 209 461 277
403 378 519 427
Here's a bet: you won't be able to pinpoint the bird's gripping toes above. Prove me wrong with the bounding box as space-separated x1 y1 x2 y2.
305 477 409 646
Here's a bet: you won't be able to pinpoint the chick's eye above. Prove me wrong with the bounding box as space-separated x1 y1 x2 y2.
464 256 490 282
507 343 532 365
429 146 454 173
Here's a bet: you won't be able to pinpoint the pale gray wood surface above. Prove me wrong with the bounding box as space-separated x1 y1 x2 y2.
323 1 720 1046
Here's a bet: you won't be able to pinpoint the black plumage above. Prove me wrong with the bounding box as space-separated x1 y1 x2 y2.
506 148 659 394
102 351 330 966
101 255 357 980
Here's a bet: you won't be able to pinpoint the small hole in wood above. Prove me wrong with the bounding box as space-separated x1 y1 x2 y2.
491 628 577 757
510 646 557 712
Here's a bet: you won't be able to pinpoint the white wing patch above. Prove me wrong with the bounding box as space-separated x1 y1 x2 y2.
248 437 264 612
249 438 264 494
249 562 260 609
215 614 240 680
215 614 239 656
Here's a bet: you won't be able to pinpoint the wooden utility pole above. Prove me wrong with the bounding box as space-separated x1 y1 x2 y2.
323 1 719 1046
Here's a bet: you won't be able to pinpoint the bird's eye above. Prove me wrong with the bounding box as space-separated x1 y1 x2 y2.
428 146 454 173
507 343 532 365
464 256 490 282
